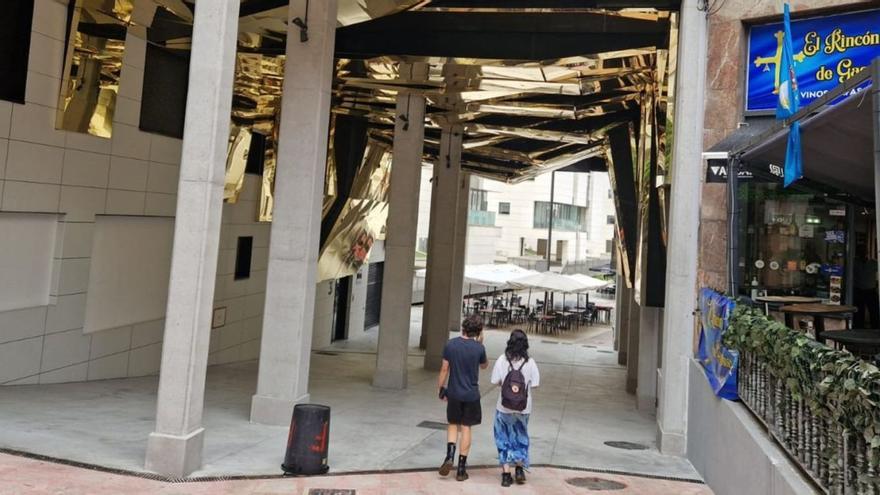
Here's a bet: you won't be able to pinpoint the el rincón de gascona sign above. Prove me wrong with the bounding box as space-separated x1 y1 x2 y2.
746 9 880 113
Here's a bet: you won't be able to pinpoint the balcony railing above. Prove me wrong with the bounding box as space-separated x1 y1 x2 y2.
468 209 496 226
727 307 880 494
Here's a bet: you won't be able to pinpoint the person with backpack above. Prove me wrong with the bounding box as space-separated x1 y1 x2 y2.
491 329 540 487
437 314 489 482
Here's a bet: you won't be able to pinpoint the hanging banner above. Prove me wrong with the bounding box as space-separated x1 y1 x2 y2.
746 9 880 113
696 288 739 401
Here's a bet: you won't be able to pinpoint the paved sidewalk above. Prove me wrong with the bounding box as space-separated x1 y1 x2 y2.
0 453 712 495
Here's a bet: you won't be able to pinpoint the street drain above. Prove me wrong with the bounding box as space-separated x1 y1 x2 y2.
566 477 626 490
597 350 614 354
417 420 448 430
308 490 356 495
603 441 649 450
315 351 339 356
541 340 559 344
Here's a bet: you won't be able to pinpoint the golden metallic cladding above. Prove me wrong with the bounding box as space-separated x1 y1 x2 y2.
57 2 126 138
224 127 252 203
317 141 392 282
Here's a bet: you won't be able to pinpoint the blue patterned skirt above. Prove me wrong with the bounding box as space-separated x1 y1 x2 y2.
493 410 530 467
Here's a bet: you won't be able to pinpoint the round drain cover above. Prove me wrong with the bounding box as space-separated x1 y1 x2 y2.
603 440 648 450
566 477 627 490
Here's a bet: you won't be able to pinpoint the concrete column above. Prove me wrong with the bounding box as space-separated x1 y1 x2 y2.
615 271 628 366
637 306 660 411
373 64 428 389
625 289 640 394
448 172 470 332
144 0 240 478
422 125 465 371
657 0 707 456
250 0 337 426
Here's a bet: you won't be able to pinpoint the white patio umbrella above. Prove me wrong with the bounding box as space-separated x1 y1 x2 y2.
566 273 611 291
511 271 593 314
565 273 611 312
511 271 591 293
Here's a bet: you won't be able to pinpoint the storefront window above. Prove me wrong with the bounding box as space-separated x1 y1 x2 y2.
737 181 849 302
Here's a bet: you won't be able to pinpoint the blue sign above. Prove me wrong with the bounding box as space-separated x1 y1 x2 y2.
746 9 880 113
696 288 739 401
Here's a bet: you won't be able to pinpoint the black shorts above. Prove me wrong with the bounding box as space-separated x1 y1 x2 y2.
447 398 482 426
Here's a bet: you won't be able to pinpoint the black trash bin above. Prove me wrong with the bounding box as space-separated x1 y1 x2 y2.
281 404 330 475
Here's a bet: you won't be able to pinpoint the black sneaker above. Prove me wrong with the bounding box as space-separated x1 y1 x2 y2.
456 463 469 481
439 457 454 476
501 473 513 487
515 466 526 484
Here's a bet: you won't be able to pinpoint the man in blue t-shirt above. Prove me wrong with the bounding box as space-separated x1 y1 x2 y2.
437 314 488 481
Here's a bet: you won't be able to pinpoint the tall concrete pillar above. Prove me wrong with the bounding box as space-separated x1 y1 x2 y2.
373 64 428 389
625 289 640 394
637 306 660 411
250 0 337 426
144 0 240 478
422 125 466 371
448 173 470 332
657 0 707 456
615 267 628 366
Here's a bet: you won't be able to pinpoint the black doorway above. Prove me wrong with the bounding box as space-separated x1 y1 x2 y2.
364 262 384 329
332 276 352 342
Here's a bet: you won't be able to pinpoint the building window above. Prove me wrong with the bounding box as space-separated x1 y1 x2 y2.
533 201 587 231
606 239 614 254
0 0 34 104
498 202 511 215
235 236 254 280
607 215 616 225
470 189 488 211
608 189 613 199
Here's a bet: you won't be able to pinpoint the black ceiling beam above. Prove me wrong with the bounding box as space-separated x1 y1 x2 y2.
336 12 669 60
239 0 288 17
425 0 680 8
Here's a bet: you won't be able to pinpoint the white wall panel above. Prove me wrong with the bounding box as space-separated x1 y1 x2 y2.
0 213 58 312
83 216 173 333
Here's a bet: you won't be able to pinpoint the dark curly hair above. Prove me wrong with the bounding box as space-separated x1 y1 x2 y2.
461 314 484 337
505 329 529 362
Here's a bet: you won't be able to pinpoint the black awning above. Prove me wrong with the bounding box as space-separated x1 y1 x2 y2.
707 117 777 153
738 87 874 201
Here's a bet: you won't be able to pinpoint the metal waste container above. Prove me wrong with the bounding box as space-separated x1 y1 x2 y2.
281 404 330 475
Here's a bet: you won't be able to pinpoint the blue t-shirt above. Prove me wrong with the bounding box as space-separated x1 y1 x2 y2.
442 337 487 402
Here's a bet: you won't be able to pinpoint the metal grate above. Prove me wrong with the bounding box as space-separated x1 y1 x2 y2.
603 441 648 451
417 420 448 430
315 351 339 356
540 340 559 344
566 477 627 490
308 490 356 495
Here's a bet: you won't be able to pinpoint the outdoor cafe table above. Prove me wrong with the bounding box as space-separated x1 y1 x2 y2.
593 305 613 324
817 329 880 360
755 295 822 314
779 304 857 340
480 308 508 328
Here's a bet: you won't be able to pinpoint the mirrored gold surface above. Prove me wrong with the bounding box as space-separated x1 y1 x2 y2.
317 141 392 282
57 0 129 138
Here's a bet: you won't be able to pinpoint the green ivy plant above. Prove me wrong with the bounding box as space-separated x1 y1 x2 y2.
724 305 880 486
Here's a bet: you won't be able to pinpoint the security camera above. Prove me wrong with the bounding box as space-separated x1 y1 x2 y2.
292 17 308 42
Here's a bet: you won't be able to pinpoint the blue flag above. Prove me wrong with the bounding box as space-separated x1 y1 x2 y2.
777 3 802 187
784 121 802 187
776 4 800 119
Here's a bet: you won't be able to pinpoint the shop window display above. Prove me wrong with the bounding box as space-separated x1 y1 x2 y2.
737 182 849 302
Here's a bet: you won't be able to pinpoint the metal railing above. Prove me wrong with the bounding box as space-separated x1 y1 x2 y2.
739 347 878 494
